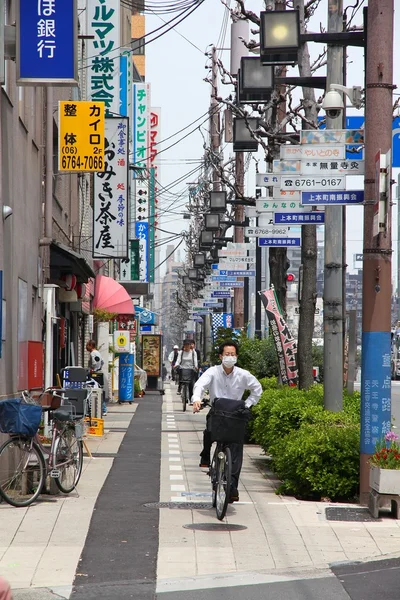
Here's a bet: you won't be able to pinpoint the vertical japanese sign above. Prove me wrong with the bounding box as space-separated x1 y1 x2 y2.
120 48 133 122
133 83 150 171
260 289 298 385
58 101 105 172
87 0 120 116
120 240 140 281
135 221 149 281
17 0 77 84
93 117 129 258
148 108 160 284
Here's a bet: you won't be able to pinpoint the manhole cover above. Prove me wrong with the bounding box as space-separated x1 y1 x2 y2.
144 502 213 509
325 507 379 522
183 523 247 531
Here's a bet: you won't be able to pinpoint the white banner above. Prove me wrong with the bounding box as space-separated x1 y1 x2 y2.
218 249 249 257
274 158 364 176
245 226 290 237
256 173 281 188
93 117 129 258
281 176 346 191
256 200 308 213
87 0 120 116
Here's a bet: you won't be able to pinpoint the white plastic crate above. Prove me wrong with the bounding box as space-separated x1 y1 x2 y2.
88 389 103 419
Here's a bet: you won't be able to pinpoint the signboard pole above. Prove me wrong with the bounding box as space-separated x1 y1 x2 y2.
323 0 344 413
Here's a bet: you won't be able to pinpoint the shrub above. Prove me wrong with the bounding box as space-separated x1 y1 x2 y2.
272 423 360 500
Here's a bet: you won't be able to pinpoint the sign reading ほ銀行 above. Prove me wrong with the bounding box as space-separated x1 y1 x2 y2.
17 0 78 84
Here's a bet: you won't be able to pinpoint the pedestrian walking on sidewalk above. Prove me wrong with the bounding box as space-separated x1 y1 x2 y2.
192 340 262 503
175 339 198 399
0 577 12 600
86 340 107 416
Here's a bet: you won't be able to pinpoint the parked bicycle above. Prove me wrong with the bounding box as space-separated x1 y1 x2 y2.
200 398 248 520
0 389 84 507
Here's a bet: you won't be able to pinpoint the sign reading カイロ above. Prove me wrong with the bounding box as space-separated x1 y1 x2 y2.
87 0 120 115
17 0 78 85
93 117 129 258
59 101 105 172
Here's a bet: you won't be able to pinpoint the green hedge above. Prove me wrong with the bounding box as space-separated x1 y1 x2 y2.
250 380 361 501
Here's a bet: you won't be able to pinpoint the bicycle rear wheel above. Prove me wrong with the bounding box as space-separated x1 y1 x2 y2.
181 384 187 411
0 437 45 507
215 446 231 520
54 428 83 493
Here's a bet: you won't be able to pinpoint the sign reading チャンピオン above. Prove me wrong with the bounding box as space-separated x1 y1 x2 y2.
93 117 129 259
58 101 105 172
17 0 78 85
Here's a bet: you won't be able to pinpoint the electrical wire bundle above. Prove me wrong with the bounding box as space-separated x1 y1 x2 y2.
124 0 202 14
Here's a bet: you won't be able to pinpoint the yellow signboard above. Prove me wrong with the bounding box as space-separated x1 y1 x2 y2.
58 101 105 172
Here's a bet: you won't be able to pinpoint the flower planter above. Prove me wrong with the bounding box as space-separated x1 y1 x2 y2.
370 466 400 494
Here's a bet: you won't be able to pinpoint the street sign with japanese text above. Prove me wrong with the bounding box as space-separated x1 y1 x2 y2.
301 190 364 205
281 144 346 161
211 276 238 282
245 226 290 237
17 0 78 85
133 83 151 172
256 200 306 213
93 117 129 258
258 237 301 247
219 281 245 288
256 174 281 188
222 256 254 264
227 242 255 249
58 101 105 172
136 221 148 281
301 129 364 145
218 249 248 257
87 0 120 115
274 158 364 176
220 270 256 277
274 212 325 225
211 291 233 298
281 176 345 191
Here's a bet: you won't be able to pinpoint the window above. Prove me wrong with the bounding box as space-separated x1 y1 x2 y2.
131 37 145 55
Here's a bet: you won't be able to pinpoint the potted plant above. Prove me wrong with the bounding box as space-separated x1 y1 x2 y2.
369 431 400 494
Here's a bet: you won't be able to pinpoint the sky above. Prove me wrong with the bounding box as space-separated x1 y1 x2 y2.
145 0 400 282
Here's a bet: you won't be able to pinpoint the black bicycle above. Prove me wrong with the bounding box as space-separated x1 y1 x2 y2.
202 398 248 520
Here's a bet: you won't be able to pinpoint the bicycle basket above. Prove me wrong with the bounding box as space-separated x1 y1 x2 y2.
0 398 42 437
208 411 246 444
179 368 195 383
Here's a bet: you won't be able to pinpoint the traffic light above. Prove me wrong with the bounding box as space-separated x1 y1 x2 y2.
286 273 295 282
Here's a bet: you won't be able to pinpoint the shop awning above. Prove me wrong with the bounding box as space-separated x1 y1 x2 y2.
50 241 95 283
93 275 135 315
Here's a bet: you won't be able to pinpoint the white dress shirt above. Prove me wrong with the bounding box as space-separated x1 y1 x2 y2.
175 350 198 370
192 364 262 408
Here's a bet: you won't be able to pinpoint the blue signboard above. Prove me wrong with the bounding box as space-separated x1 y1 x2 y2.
211 276 238 282
204 302 224 308
120 55 128 117
346 116 400 165
361 331 391 454
135 306 158 326
135 221 149 281
274 212 325 224
301 190 364 206
18 0 77 84
140 325 152 332
219 281 244 288
258 237 301 247
119 352 134 402
211 264 220 270
211 291 232 298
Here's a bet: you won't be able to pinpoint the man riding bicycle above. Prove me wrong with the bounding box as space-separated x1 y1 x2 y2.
192 340 262 502
175 339 198 400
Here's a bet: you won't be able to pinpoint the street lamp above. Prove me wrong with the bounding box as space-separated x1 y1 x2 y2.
233 118 259 152
238 57 274 104
205 213 221 231
210 191 227 213
200 230 213 247
194 253 205 267
188 268 198 280
260 9 300 66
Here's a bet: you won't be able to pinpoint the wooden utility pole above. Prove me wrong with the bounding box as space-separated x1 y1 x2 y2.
360 0 394 504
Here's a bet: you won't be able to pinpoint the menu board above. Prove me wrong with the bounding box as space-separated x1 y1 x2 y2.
142 334 161 377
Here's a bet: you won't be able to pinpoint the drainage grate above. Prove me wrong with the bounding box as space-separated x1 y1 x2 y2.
325 506 379 522
106 428 127 432
184 523 247 532
144 502 213 510
87 452 119 458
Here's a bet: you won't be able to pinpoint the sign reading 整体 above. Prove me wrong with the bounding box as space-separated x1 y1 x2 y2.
260 289 298 386
17 0 78 85
86 0 120 116
58 101 105 172
93 117 129 258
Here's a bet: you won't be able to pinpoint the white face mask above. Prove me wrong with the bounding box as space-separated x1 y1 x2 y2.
222 356 237 368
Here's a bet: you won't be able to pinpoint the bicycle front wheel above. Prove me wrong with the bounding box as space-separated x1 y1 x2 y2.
54 428 83 493
215 446 231 521
181 384 187 411
0 437 45 507
210 446 217 508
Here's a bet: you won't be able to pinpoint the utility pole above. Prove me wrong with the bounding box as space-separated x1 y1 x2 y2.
323 0 344 411
360 0 394 504
230 15 248 330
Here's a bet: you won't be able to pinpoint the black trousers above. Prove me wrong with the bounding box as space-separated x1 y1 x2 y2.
202 412 243 490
